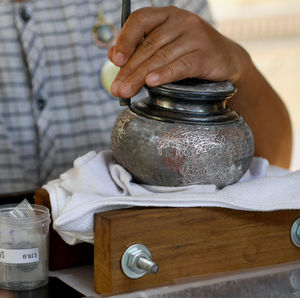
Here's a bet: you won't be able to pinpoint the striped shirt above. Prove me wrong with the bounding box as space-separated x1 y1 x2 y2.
0 0 212 194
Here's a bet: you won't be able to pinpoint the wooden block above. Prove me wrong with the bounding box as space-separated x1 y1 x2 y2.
94 207 300 295
34 189 93 270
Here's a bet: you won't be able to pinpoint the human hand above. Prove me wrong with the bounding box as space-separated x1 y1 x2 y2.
109 6 251 98
0 289 15 298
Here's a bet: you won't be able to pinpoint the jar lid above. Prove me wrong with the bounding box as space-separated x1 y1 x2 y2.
132 78 238 124
146 78 236 100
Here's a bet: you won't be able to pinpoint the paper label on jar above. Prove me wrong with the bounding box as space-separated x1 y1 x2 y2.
0 248 39 264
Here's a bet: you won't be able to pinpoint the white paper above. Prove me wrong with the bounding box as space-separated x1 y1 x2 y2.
0 248 39 264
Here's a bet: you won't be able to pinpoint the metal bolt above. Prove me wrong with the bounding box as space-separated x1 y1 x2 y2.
137 257 159 274
291 217 300 248
121 244 159 279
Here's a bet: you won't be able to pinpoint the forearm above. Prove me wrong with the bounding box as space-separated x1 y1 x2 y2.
228 53 292 168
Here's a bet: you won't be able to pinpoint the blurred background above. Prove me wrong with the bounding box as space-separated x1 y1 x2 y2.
209 0 300 170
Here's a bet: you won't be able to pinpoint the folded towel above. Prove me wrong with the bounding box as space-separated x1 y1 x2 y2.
44 150 298 245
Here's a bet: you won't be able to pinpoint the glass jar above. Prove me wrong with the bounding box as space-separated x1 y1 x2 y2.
0 204 50 290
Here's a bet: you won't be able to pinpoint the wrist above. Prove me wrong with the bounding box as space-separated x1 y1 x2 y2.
233 44 255 87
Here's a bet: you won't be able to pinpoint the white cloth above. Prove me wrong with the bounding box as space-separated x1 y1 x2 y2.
44 150 299 245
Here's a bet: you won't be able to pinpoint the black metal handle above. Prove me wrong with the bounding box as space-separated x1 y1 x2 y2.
121 0 131 27
119 0 131 106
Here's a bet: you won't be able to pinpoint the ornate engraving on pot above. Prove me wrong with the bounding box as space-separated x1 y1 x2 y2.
111 109 137 148
156 125 253 186
111 79 254 188
111 108 254 188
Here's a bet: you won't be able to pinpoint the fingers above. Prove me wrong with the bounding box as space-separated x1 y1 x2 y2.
112 35 201 97
116 18 181 77
111 7 169 67
108 6 244 99
146 51 207 86
107 46 114 62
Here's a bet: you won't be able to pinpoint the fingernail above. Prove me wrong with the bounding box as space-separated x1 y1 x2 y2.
111 80 121 96
146 73 160 85
121 82 132 97
114 52 126 66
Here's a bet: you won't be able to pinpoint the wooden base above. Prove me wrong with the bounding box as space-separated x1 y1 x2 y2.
94 207 300 295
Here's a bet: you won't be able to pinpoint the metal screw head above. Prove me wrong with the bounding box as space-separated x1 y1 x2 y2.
291 217 300 248
121 244 158 279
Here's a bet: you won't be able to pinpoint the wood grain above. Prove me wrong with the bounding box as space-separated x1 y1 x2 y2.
94 207 300 295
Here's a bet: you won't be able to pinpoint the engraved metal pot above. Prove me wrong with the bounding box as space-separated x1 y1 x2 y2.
111 79 254 188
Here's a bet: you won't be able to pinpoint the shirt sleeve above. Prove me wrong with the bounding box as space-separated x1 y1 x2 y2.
131 0 214 25
152 0 214 24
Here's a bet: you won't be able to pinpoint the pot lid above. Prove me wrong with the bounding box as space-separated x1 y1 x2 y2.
146 78 236 100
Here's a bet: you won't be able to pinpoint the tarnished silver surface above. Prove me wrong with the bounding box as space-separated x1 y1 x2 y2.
111 110 136 148
111 109 254 188
111 79 254 188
